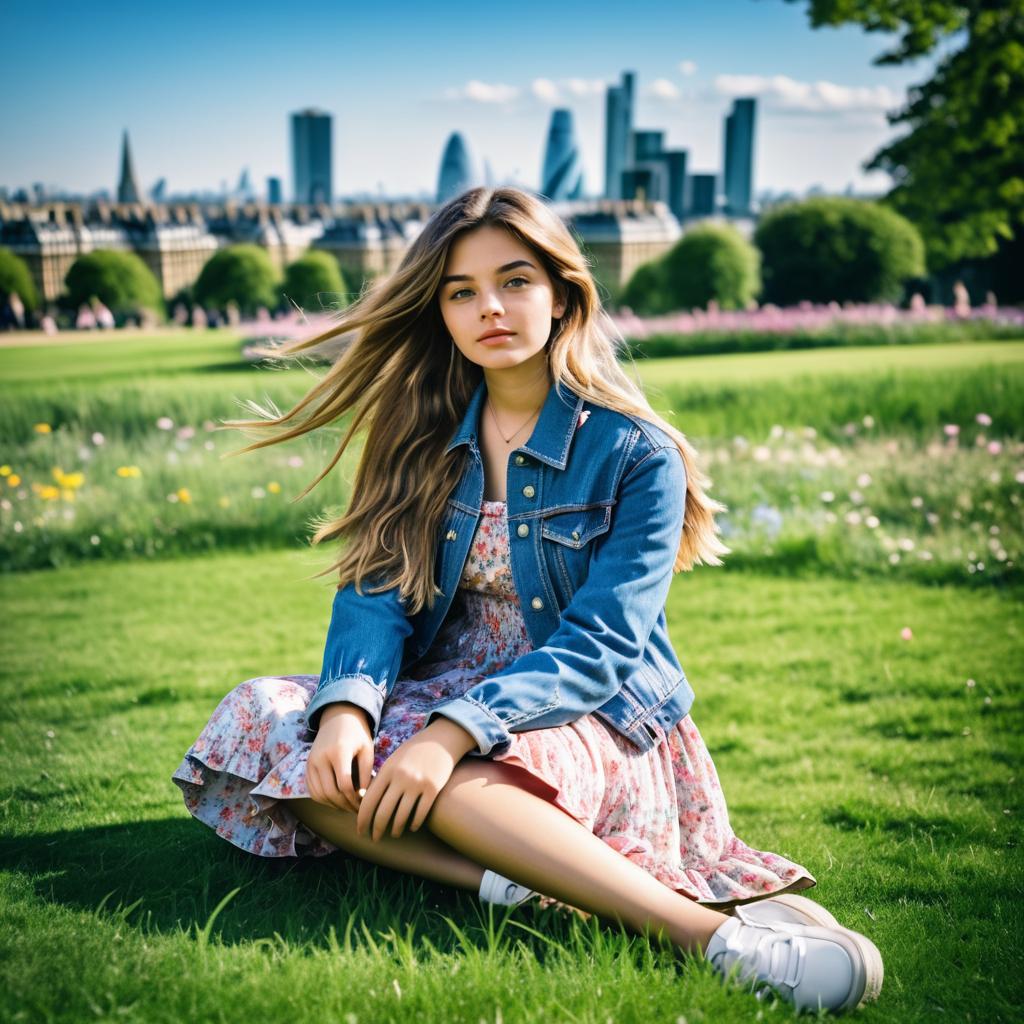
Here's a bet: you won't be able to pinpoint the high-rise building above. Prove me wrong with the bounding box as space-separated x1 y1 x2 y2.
540 109 584 201
604 71 635 199
689 174 717 217
291 109 333 205
267 177 283 205
437 132 477 202
621 131 688 222
117 130 141 204
723 98 756 216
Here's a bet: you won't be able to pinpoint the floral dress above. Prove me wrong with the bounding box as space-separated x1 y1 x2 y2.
172 500 816 908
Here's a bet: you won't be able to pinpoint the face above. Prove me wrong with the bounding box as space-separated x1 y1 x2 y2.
438 224 567 372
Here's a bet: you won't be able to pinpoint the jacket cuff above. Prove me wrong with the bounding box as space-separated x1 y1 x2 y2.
425 695 512 758
306 674 384 734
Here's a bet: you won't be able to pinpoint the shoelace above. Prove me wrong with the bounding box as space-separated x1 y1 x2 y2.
716 922 807 995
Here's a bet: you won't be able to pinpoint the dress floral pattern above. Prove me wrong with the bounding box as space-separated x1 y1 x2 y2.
172 499 816 907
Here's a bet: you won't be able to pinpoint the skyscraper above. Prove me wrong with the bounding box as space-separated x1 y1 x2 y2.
267 177 282 205
117 130 140 204
540 109 584 201
689 174 717 217
291 109 333 205
723 98 757 216
437 132 477 202
604 71 635 199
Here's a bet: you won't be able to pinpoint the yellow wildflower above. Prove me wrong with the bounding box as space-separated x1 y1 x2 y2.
52 468 85 489
33 423 52 434
0 465 10 476
61 489 76 502
217 497 230 509
7 474 21 487
116 466 142 478
177 487 192 504
32 483 60 500
267 481 282 494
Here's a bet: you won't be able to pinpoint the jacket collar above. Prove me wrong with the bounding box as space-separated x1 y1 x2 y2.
444 376 584 470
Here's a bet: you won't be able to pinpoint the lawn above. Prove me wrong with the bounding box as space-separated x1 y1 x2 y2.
1 332 1022 1022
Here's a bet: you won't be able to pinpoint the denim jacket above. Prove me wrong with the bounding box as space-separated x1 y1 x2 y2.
305 376 696 757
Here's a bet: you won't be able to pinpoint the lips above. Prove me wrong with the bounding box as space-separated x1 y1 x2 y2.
477 329 515 342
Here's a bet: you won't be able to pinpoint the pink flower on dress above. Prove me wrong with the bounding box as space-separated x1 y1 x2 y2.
577 410 590 429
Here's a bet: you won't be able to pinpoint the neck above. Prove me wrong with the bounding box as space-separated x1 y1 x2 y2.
483 350 551 417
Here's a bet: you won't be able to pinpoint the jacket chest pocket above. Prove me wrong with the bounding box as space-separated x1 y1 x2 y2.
539 504 612 604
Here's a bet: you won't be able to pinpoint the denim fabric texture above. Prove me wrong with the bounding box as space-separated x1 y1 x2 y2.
306 376 696 757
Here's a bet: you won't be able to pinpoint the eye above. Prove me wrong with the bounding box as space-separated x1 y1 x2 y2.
505 276 529 287
450 287 471 300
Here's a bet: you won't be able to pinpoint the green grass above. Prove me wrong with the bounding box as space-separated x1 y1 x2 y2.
1 548 1021 1022
3 335 1022 582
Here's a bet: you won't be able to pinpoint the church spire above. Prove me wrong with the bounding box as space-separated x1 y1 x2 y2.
117 129 141 204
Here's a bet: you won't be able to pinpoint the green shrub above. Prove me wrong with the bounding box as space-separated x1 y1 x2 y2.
755 197 926 305
64 249 164 320
281 250 348 313
194 244 279 316
0 247 39 313
659 224 761 312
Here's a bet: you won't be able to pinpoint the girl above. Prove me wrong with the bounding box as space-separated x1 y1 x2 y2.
173 186 883 1014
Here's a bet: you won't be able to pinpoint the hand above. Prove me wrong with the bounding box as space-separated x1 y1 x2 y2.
305 703 376 813
357 718 476 842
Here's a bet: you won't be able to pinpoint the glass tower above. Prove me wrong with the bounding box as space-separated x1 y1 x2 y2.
723 98 756 216
540 109 584 201
291 109 333 205
604 71 635 199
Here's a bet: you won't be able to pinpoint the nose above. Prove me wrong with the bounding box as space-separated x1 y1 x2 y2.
479 288 505 318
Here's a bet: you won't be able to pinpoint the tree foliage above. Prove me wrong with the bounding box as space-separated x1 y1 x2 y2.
194 244 279 315
788 0 1024 270
281 250 348 313
64 250 164 319
755 196 926 304
623 225 761 313
0 248 39 312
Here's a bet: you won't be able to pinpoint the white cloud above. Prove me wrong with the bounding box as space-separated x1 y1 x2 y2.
443 77 607 107
647 78 681 100
530 78 560 103
562 78 606 97
714 73 900 114
679 60 698 76
442 80 520 103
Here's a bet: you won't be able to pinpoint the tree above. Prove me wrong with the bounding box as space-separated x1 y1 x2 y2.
787 0 1024 270
660 224 761 312
193 244 279 316
755 196 925 304
281 250 349 312
619 260 673 315
65 250 164 320
0 248 39 313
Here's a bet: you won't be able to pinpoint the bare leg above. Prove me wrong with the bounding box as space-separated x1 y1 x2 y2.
289 797 486 892
424 759 731 956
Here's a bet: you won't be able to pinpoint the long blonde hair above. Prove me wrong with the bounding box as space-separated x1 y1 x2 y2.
221 186 729 613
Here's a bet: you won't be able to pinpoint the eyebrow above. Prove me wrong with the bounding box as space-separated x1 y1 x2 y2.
440 259 537 287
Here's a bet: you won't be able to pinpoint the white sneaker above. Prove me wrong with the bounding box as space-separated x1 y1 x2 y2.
478 868 536 907
704 914 884 1014
734 893 842 930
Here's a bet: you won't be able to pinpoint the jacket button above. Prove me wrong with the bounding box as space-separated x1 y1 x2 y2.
522 484 536 498
516 523 529 538
514 454 526 466
571 530 580 541
530 596 544 610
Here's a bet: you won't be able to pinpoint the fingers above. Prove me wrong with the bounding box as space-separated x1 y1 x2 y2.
390 791 422 839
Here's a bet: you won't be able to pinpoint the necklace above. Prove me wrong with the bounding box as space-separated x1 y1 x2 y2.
486 398 543 444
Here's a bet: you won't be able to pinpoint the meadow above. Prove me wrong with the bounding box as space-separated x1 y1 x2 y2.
1 329 1021 1022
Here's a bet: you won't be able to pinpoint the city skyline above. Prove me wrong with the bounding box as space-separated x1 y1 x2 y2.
1 0 945 200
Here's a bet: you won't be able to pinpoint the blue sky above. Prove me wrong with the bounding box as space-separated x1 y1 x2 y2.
0 0 948 200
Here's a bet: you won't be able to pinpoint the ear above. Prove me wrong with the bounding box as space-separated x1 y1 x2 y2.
552 284 567 320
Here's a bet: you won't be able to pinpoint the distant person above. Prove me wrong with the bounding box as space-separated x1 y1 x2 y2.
75 304 97 330
172 187 883 1015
